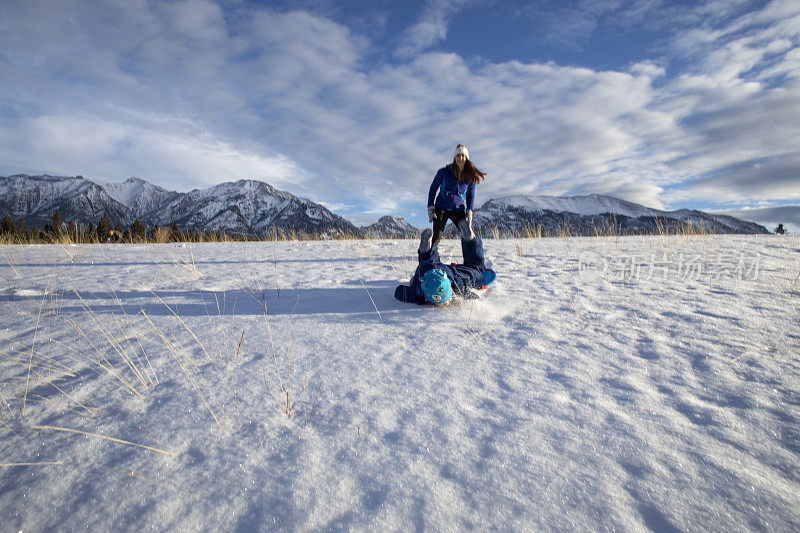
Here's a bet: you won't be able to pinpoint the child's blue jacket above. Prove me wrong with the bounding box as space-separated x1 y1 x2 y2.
428 165 476 213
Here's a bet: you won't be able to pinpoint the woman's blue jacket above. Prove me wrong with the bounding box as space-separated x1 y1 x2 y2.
428 165 476 213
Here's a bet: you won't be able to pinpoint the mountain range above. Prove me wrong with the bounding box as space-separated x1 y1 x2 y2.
472 195 769 236
0 174 416 238
0 174 769 237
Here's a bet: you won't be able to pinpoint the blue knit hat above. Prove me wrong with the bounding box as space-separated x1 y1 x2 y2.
420 268 453 304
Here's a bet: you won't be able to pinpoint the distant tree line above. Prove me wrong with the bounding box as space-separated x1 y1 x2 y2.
0 211 367 244
2 211 243 244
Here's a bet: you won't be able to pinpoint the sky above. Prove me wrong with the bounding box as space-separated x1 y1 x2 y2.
0 0 798 228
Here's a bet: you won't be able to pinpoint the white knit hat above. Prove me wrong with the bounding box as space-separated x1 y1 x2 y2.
454 144 469 160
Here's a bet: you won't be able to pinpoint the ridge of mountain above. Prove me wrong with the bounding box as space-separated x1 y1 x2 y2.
362 216 418 238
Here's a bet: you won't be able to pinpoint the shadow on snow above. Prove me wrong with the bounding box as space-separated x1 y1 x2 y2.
16 283 411 317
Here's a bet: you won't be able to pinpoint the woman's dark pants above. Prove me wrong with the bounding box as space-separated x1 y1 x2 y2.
431 207 467 245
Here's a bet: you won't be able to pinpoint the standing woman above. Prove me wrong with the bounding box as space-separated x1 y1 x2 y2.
427 144 486 245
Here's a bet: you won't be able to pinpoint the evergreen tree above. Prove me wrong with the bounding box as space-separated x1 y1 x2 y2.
52 210 63 238
1 216 13 236
130 219 146 241
98 212 111 240
17 218 27 242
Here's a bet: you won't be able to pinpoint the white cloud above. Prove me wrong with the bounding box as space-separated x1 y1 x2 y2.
665 153 800 205
629 61 666 79
0 114 306 192
395 0 472 58
159 0 228 42
648 0 800 206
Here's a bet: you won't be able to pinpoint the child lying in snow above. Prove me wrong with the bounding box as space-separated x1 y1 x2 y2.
394 228 496 306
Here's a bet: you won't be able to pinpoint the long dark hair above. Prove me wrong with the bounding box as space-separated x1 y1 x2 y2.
449 145 486 184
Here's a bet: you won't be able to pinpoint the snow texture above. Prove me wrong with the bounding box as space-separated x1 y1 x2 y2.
1 235 799 531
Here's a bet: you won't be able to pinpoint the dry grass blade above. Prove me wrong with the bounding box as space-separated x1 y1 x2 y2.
1 351 77 377
359 280 382 319
32 425 178 457
197 290 229 363
32 393 95 418
109 312 151 389
0 338 78 377
4 380 23 416
376 249 401 276
150 291 213 362
262 295 304 417
109 287 158 385
22 277 50 417
229 329 245 429
0 388 16 419
154 307 233 428
166 249 201 280
155 261 182 282
49 381 99 418
285 295 300 415
63 315 144 398
0 418 20 436
0 247 20 277
45 336 104 378
142 310 228 429
73 290 150 391
235 329 245 361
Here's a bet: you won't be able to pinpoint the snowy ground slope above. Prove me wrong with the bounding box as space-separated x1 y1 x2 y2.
1 235 798 531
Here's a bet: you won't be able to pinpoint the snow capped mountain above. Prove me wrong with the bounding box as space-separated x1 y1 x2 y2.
155 179 359 236
484 194 663 219
0 175 359 237
473 194 769 235
103 177 180 218
0 174 131 228
362 216 419 238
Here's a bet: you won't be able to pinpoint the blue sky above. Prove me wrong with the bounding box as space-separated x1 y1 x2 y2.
1 0 799 230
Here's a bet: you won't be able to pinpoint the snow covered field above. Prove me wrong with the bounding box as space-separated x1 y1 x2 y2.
1 234 798 531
